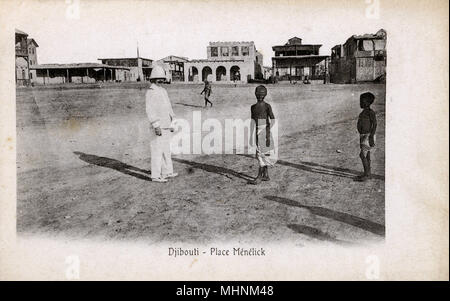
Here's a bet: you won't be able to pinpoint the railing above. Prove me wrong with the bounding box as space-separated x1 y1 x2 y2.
16 79 30 86
15 47 28 57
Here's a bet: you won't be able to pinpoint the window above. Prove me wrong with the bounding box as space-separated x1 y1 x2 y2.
231 46 239 56
241 46 249 56
211 47 218 57
358 40 374 51
221 47 229 56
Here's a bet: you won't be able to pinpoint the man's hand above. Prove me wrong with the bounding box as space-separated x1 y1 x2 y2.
155 127 162 136
369 135 375 147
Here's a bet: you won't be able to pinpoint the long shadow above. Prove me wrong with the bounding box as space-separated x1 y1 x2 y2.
175 102 204 108
74 151 152 181
265 195 385 236
238 154 384 180
172 157 254 181
287 224 353 245
278 159 385 181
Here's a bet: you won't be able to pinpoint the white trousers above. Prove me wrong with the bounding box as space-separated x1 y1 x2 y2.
150 130 173 179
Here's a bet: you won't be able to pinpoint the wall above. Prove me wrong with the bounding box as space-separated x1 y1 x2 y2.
329 57 354 83
15 56 29 85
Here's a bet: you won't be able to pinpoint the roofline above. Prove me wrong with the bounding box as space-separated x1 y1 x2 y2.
27 38 39 47
272 44 322 49
161 55 189 61
271 55 329 59
30 64 131 70
97 57 153 61
186 59 246 63
15 29 28 36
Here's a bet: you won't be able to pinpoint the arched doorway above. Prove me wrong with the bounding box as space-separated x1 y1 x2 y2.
202 66 212 82
189 66 198 82
216 66 226 81
230 65 240 81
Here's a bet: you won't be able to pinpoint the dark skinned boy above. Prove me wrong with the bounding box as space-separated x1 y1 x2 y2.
356 92 377 182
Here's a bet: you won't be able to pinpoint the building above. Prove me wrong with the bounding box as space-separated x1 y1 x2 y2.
157 55 189 82
27 38 39 82
27 38 39 66
184 41 264 83
30 63 130 84
15 29 32 86
98 57 153 81
271 37 329 81
329 29 387 83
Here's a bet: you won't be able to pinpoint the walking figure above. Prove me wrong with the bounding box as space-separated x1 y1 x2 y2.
200 79 213 107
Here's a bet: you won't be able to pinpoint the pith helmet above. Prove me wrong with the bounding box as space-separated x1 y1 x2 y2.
150 65 166 80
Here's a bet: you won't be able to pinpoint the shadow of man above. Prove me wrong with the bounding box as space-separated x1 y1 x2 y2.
172 157 254 182
238 154 384 180
74 151 152 181
287 224 353 245
265 195 385 236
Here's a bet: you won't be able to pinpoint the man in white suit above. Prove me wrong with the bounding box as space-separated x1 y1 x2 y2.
146 65 178 183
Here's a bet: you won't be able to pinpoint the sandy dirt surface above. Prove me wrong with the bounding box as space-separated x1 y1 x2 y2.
16 82 385 246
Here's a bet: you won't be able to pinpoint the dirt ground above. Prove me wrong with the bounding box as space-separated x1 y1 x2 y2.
16 82 385 246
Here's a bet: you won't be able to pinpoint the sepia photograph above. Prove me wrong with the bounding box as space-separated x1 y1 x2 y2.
0 0 448 281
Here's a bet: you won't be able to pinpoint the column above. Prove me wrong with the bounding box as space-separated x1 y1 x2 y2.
212 65 216 83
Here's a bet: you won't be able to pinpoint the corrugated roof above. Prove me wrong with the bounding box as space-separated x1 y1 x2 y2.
30 63 130 70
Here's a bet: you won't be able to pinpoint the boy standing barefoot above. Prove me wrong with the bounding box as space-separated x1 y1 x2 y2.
356 92 377 182
249 85 276 185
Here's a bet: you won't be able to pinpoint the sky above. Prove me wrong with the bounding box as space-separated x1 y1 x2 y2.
12 0 388 66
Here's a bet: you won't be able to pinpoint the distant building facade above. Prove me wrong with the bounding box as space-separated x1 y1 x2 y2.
263 66 272 79
15 29 38 86
184 41 264 83
272 37 329 81
30 63 130 84
329 29 387 83
157 55 189 82
98 57 153 81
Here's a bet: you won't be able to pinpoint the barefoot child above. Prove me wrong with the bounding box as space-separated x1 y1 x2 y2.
249 85 276 185
200 79 213 107
356 92 377 181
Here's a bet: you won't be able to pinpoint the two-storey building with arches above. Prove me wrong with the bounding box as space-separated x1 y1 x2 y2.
184 41 263 83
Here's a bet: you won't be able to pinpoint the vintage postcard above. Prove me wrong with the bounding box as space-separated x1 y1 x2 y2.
0 0 448 281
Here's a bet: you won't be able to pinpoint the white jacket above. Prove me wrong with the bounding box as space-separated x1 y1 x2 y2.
145 83 175 129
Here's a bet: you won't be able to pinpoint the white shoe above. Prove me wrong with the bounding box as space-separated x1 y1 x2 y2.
152 177 168 183
163 173 178 178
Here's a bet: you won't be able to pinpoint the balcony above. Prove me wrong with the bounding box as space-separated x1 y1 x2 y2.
16 47 28 57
